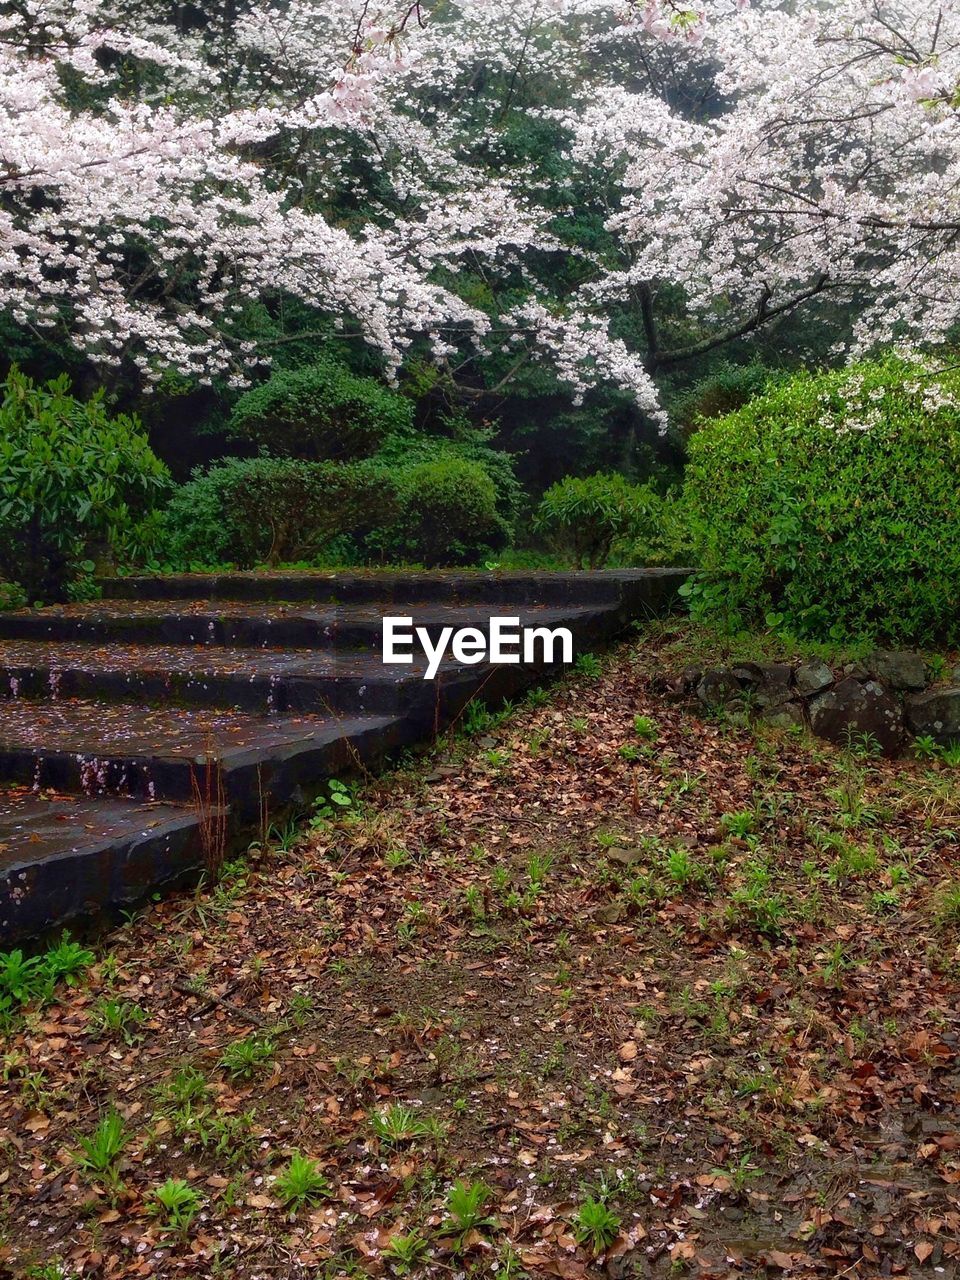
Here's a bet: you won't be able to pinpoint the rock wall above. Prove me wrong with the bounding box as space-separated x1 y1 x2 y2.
675 652 960 756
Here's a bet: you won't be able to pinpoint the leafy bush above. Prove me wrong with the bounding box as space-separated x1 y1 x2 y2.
384 456 510 566
374 413 523 526
534 472 661 568
161 456 400 568
0 579 27 612
0 368 169 599
681 355 960 643
671 361 772 436
229 357 414 461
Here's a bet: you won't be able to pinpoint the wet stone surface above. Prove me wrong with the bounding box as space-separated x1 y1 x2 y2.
0 569 685 939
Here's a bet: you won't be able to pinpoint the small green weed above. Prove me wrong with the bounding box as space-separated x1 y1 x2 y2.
161 1066 209 1106
75 1111 126 1184
383 1232 430 1274
633 714 658 740
572 1197 621 1253
370 1103 430 1145
311 778 355 825
936 880 960 925
219 1034 276 1079
91 998 149 1045
721 810 755 838
0 933 94 1011
43 934 95 986
441 1179 496 1250
149 1177 202 1237
274 1152 331 1212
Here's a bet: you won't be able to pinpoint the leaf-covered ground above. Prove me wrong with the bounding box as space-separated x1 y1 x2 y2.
2 623 960 1280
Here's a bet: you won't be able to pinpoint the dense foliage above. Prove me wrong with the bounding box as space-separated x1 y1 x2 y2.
681 357 960 644
4 0 959 617
0 370 168 600
671 364 773 438
229 361 414 460
161 458 399 569
535 473 662 569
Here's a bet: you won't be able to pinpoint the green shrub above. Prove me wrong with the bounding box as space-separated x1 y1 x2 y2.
374 414 522 527
0 368 169 600
229 358 414 461
624 486 693 567
0 580 26 612
681 355 960 643
384 457 510 567
672 361 772 436
534 472 661 568
161 456 400 568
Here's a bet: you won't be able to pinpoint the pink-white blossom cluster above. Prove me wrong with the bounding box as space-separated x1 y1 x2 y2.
5 0 960 422
579 1 960 373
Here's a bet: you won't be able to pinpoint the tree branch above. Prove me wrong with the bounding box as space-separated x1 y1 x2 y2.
648 274 831 370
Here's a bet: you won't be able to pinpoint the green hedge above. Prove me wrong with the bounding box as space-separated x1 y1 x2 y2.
162 457 399 568
681 355 960 643
162 451 513 570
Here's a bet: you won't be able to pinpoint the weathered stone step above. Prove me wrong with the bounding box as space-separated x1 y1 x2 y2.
0 569 688 940
0 701 407 813
0 639 553 723
0 790 223 942
0 601 608 649
102 568 688 608
0 640 476 716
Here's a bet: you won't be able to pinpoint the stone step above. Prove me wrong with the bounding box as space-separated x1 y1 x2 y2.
0 790 224 942
0 640 488 717
102 568 688 608
0 601 609 650
0 701 408 812
0 569 688 941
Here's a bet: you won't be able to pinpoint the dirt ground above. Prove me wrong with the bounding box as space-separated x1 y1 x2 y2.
2 622 959 1280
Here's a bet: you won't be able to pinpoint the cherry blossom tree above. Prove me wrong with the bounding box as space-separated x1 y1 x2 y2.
563 2 960 381
4 0 960 422
1 0 498 387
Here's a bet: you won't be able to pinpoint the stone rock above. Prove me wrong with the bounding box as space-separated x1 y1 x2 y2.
842 661 870 680
868 649 927 691
730 663 761 686
681 665 703 692
731 661 794 707
905 688 960 744
605 846 644 866
794 660 834 696
808 677 904 756
755 663 794 708
760 701 805 730
696 668 742 708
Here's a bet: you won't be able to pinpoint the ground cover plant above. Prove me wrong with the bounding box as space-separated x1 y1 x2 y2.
1 623 958 1278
